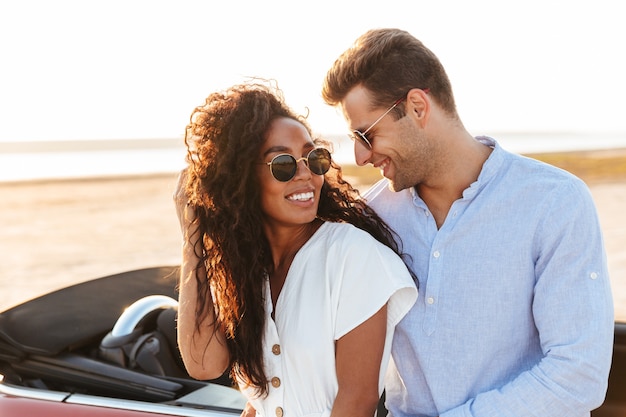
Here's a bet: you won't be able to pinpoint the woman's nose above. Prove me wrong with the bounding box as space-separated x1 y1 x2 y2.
293 158 312 179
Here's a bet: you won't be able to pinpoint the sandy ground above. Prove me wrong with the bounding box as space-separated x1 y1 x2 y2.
1 171 625 321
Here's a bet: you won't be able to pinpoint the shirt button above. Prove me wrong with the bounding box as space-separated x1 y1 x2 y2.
433 251 440 258
276 406 284 417
272 344 281 355
271 376 281 388
427 297 435 305
590 272 598 280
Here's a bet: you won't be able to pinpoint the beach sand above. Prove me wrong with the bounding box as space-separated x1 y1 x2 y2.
1 155 625 321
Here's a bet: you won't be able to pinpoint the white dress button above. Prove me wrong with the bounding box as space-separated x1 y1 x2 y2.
433 251 440 258
427 297 435 304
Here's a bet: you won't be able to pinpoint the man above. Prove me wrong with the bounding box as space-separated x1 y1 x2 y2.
322 28 614 416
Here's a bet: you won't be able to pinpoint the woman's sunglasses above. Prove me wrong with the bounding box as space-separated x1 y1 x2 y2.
263 148 331 182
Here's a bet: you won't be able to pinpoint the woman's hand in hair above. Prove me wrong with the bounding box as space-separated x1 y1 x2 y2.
173 168 196 234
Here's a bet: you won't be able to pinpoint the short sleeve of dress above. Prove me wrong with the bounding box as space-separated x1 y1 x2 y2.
330 225 417 340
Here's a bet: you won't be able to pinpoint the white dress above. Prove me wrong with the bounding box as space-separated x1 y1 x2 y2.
237 222 417 417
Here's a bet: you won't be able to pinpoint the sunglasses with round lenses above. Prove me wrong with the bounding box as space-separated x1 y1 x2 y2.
264 147 332 182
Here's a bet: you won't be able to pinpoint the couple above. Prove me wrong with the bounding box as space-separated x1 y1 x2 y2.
174 29 614 417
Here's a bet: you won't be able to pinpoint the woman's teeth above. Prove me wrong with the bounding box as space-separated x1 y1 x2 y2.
287 192 314 201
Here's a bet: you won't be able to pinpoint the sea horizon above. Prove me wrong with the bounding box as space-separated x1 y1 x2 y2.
1 131 625 183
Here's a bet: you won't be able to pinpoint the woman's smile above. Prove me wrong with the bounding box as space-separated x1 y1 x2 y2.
287 191 315 202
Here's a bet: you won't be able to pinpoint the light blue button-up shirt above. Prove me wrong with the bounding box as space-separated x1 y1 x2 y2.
364 137 614 417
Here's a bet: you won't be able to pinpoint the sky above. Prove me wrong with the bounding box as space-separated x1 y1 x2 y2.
1 0 625 142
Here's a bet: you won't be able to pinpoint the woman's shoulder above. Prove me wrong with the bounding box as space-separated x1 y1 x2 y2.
316 222 393 254
318 221 371 239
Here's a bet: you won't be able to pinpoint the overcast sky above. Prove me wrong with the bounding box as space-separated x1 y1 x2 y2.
1 0 625 142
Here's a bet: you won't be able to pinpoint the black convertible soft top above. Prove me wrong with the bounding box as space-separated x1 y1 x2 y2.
0 266 179 359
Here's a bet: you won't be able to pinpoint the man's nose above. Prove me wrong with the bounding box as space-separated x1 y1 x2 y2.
354 141 372 166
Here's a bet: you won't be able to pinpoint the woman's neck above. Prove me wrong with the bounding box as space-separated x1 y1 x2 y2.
267 219 323 271
265 219 323 312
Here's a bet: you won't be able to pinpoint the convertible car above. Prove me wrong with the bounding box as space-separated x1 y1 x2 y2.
0 266 244 416
0 266 624 416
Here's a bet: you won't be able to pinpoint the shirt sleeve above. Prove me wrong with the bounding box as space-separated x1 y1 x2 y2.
441 179 614 417
330 226 417 340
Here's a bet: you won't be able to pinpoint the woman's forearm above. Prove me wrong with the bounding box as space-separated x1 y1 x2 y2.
177 239 230 380
330 305 387 417
174 173 230 380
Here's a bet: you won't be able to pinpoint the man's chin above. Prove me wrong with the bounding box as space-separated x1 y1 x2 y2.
387 179 407 193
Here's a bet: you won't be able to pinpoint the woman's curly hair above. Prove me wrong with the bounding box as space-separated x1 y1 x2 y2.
182 81 409 395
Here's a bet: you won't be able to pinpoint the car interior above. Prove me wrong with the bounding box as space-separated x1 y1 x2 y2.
0 266 244 414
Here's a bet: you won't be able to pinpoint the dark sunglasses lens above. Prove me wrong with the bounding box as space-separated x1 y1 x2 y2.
308 148 331 175
270 155 297 182
351 131 372 149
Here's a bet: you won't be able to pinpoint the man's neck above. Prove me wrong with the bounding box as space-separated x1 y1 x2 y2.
416 135 492 228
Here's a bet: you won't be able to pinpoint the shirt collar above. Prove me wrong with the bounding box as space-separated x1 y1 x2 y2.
409 136 505 201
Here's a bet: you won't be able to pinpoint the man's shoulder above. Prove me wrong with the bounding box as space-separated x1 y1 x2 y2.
506 151 588 189
495 150 594 210
362 178 389 201
362 179 413 204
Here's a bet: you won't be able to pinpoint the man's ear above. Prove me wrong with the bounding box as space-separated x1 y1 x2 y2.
406 88 430 125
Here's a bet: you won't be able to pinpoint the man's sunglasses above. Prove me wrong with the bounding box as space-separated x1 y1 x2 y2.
350 98 404 150
263 147 332 182
350 89 429 150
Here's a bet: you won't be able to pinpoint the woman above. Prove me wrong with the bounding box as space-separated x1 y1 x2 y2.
175 82 417 417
